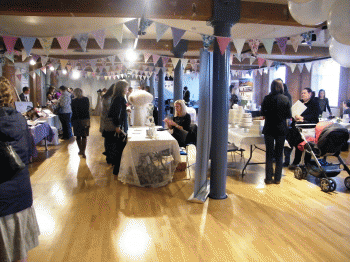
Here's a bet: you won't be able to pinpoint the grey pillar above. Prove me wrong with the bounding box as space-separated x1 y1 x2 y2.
150 72 156 98
157 60 165 127
172 40 188 102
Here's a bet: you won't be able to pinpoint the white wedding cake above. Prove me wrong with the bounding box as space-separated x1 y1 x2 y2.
229 105 244 126
239 112 253 128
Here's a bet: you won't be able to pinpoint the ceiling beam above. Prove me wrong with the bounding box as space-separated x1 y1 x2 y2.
0 0 305 27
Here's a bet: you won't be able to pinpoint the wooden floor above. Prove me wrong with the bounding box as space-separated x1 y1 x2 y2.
27 116 350 262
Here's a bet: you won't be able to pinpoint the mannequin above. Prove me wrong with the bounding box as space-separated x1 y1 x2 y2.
128 90 154 126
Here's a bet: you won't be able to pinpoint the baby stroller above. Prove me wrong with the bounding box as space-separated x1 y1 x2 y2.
292 121 350 192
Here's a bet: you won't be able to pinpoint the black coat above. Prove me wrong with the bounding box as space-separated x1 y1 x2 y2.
71 97 90 121
261 93 292 136
300 98 320 124
0 107 34 217
108 96 128 133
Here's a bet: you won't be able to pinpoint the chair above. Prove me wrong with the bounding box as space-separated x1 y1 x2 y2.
227 142 245 163
179 144 195 180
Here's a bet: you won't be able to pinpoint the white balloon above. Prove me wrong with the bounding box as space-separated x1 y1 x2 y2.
328 0 350 46
329 38 350 68
288 0 335 26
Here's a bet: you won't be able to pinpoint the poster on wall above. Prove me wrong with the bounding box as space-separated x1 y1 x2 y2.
238 78 253 101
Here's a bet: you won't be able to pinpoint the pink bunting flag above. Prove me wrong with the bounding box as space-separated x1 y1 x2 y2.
275 37 288 55
152 54 160 64
257 57 265 68
57 36 72 53
91 30 106 49
216 36 231 55
248 39 260 56
3 36 18 54
162 56 170 66
144 53 151 63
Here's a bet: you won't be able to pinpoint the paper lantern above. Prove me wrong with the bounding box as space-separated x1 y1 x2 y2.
329 38 350 68
328 0 350 46
288 0 335 26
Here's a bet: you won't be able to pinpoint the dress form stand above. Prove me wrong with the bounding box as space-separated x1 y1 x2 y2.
128 90 154 126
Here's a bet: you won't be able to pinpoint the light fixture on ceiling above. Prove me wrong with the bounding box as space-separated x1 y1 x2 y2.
49 65 55 71
72 70 81 80
29 59 36 65
126 49 138 62
62 69 67 75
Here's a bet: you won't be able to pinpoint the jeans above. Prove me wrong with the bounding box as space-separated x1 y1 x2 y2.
264 134 286 182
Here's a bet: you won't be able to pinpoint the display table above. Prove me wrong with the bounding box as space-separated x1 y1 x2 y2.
228 127 265 177
118 127 181 187
28 122 54 151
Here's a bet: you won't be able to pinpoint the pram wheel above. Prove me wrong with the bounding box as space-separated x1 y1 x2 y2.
294 167 307 180
320 178 337 192
344 177 350 190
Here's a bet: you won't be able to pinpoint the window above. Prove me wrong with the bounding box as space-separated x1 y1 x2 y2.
268 66 286 88
311 59 340 107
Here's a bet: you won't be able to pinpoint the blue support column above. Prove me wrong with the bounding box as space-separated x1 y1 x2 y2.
157 60 165 127
150 72 156 98
209 22 233 200
172 40 188 102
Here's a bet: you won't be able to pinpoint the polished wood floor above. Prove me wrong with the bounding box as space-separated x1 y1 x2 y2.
28 116 350 262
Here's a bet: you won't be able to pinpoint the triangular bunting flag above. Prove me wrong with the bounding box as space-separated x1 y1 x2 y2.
216 36 231 55
275 37 288 55
4 52 14 63
40 67 47 74
171 27 186 47
39 37 54 55
162 56 170 66
290 35 302 53
249 56 256 65
297 63 304 73
75 34 89 52
66 65 72 72
248 39 260 56
232 39 245 56
257 57 265 68
288 63 297 73
91 30 106 49
171 58 180 68
155 22 170 42
22 50 28 61
266 60 273 68
258 68 263 75
181 59 189 69
234 54 242 62
144 53 151 63
3 36 18 54
261 38 274 55
35 69 41 76
30 71 35 78
152 54 160 64
124 19 139 38
41 56 49 66
57 36 72 53
60 59 68 68
305 62 312 72
109 23 123 44
117 53 126 62
16 75 22 81
21 37 36 56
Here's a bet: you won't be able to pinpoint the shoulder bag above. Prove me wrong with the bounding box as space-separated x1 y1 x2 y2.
0 141 26 183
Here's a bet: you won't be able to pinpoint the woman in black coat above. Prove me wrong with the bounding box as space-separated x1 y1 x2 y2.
0 77 40 262
316 89 332 116
108 80 129 175
261 79 292 184
71 88 90 158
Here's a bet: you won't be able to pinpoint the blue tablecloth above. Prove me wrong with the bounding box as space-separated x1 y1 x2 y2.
29 122 54 145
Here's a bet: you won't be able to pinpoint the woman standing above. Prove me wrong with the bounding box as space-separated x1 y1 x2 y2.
100 84 116 164
316 89 332 116
164 100 191 147
71 88 90 158
108 80 129 175
0 77 40 262
261 79 292 184
57 85 73 139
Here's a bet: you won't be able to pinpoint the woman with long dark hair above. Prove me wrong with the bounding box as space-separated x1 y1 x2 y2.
108 80 129 175
0 77 40 262
261 79 292 184
316 89 332 116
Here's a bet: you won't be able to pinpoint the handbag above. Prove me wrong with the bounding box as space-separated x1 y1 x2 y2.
0 141 26 183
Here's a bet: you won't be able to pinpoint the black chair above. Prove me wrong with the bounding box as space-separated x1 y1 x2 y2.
227 142 245 163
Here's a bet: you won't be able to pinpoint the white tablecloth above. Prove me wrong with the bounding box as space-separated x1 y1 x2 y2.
228 128 265 148
118 127 181 187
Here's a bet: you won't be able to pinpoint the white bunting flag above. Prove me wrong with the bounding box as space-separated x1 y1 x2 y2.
232 39 245 56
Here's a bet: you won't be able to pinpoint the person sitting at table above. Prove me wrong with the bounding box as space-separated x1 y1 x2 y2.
19 86 30 102
108 80 129 176
0 76 40 262
288 87 320 169
315 89 332 116
261 79 292 184
71 88 90 158
342 100 350 119
164 100 191 147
